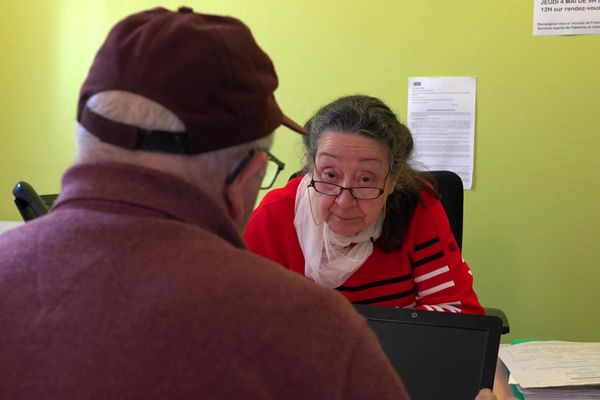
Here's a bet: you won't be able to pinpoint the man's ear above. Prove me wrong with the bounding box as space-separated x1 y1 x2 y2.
224 151 268 221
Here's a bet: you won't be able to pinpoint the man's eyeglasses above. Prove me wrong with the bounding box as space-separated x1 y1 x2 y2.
226 149 285 190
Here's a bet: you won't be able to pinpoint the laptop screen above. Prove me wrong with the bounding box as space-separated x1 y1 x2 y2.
354 304 502 400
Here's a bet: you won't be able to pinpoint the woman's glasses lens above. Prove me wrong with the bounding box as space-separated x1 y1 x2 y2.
311 181 383 200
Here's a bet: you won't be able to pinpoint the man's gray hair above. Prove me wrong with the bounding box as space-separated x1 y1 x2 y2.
75 91 273 193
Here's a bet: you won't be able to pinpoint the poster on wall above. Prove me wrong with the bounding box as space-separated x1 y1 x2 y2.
407 77 476 190
533 0 600 35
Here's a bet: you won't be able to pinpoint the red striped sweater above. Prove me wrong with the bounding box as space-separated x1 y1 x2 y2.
244 177 484 315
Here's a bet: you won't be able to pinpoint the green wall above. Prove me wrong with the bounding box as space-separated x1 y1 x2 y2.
1 1 599 342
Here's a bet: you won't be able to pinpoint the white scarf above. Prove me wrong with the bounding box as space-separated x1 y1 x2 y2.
293 175 383 288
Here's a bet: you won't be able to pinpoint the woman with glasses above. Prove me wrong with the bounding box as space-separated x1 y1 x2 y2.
244 95 483 314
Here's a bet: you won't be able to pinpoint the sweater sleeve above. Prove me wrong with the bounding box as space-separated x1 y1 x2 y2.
245 204 292 268
244 181 305 272
408 192 484 315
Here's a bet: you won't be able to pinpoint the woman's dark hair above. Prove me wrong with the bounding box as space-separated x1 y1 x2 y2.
303 95 437 252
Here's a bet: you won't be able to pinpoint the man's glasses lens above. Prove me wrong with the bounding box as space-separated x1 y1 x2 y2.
261 151 285 189
262 160 278 189
226 149 285 190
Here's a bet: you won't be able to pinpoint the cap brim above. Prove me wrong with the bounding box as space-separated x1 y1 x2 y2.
281 114 307 135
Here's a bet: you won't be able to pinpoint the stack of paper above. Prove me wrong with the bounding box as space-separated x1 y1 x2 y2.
516 384 600 399
499 341 600 399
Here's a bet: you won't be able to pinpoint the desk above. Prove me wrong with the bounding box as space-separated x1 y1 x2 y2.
493 358 520 400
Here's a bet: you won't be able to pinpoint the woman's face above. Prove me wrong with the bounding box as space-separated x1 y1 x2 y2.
313 131 397 236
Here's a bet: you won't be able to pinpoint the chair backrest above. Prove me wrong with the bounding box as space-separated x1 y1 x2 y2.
428 171 509 332
429 170 464 251
12 181 58 222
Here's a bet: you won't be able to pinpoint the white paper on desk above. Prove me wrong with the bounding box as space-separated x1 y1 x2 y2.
517 384 600 399
407 77 476 189
499 341 600 388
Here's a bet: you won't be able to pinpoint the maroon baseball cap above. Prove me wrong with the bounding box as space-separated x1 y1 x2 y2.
77 6 306 155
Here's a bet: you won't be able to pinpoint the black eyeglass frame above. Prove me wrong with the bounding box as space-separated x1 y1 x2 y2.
225 149 285 190
308 166 391 200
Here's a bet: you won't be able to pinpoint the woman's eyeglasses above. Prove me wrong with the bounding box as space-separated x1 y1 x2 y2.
308 165 390 200
308 180 385 200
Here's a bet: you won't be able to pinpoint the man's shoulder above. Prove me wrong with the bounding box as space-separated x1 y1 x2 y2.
217 246 364 324
0 216 49 251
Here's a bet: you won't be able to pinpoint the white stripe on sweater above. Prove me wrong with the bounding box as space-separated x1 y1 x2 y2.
440 301 462 306
440 304 462 313
421 303 462 313
414 266 450 283
417 280 455 297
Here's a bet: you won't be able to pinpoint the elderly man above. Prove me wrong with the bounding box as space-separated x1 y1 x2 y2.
0 7 409 399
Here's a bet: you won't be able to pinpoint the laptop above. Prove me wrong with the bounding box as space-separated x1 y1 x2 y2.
354 304 502 400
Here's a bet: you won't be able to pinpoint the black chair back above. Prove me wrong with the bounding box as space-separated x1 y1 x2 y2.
428 171 510 334
12 181 57 222
429 170 464 250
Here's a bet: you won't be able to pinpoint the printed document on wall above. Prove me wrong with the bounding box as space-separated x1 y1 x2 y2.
533 0 600 36
408 77 476 189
